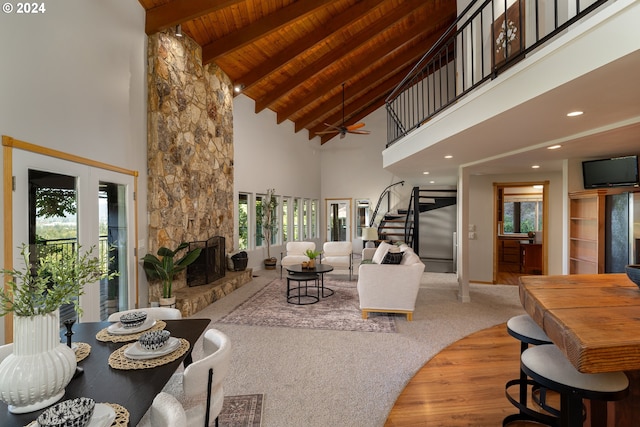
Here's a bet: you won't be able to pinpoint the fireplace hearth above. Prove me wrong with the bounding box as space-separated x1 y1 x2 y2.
187 236 226 287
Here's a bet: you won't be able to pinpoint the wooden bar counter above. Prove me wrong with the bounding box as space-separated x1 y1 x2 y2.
520 273 640 425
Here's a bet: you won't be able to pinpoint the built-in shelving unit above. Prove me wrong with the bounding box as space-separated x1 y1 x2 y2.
569 188 633 274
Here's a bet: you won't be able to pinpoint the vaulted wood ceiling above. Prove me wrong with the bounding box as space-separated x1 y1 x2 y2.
138 0 457 144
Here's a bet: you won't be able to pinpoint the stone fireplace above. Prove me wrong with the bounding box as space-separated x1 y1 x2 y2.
146 29 242 305
187 236 226 287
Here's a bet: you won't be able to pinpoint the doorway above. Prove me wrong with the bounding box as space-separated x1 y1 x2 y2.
325 199 351 242
494 182 548 284
5 138 137 341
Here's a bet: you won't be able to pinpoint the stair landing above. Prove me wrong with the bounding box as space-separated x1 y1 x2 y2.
173 269 253 317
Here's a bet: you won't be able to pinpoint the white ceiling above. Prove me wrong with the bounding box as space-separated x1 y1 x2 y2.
383 42 640 186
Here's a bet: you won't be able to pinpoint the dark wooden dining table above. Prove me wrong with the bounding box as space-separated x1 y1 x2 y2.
519 273 640 426
0 318 211 427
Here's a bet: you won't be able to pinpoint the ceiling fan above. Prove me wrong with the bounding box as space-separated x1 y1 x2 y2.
316 83 371 139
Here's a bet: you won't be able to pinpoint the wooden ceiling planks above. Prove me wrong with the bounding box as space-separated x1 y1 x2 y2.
139 0 457 143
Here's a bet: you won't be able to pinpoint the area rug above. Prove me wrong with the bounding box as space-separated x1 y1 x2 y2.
217 278 396 333
220 394 263 427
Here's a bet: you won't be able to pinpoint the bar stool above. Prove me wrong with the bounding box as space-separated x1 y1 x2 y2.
503 314 557 426
521 344 629 427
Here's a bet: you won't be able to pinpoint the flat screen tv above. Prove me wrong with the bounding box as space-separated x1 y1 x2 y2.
582 155 639 188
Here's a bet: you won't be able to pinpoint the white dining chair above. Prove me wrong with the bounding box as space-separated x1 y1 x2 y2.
149 392 187 427
178 328 232 427
107 307 182 322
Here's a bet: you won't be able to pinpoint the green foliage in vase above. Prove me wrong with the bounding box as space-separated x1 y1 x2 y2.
0 244 115 317
305 249 321 260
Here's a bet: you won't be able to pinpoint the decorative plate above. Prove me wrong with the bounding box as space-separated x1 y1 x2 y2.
123 337 181 360
107 318 156 335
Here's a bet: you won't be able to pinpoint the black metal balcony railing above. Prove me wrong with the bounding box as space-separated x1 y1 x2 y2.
385 0 610 146
35 236 111 327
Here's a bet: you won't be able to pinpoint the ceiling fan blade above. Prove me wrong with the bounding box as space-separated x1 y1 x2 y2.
316 129 339 135
348 129 371 135
346 122 366 131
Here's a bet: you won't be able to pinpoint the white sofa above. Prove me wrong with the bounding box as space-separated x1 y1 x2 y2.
280 241 316 278
321 241 353 280
357 242 425 321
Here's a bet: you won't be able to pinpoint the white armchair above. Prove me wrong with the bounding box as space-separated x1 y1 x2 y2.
280 241 316 278
321 241 353 280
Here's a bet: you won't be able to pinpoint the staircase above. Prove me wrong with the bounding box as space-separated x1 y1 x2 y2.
373 187 457 255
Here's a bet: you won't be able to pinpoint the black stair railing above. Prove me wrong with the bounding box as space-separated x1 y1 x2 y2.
386 0 610 146
369 181 405 228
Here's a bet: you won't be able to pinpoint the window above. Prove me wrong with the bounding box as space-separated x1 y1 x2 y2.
293 198 300 241
238 193 249 250
311 199 318 238
255 194 265 247
503 199 543 233
303 199 309 240
282 198 289 242
355 199 370 237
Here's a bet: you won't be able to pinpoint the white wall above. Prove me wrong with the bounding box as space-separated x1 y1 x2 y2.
467 171 564 282
233 95 322 269
0 1 147 342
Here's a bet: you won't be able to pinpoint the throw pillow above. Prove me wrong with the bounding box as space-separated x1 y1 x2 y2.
382 251 404 264
372 241 392 264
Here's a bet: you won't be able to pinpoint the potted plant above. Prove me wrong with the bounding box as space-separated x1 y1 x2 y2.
305 249 321 269
0 244 114 413
142 242 202 307
259 189 278 270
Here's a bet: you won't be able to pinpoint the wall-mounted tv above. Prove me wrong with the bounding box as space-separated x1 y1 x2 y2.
582 155 639 188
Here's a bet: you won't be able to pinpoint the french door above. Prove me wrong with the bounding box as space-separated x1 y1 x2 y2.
325 199 351 242
10 147 136 324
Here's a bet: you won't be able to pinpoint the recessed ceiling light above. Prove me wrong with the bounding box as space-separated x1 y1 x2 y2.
444 155 453 159
547 145 562 150
429 180 435 184
531 165 540 169
423 171 430 175
567 111 583 117
533 185 543 189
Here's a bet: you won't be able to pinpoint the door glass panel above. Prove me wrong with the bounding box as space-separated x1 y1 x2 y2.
29 169 78 327
327 200 350 242
99 182 128 320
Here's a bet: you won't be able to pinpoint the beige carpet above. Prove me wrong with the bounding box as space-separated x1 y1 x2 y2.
158 269 525 427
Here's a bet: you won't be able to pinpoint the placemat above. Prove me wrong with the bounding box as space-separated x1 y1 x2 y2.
104 402 129 427
108 338 190 370
75 342 91 363
95 320 166 343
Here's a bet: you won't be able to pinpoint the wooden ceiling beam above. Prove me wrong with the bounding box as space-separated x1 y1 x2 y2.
256 0 430 115
145 0 243 35
274 16 446 124
201 0 335 64
235 0 387 92
295 62 414 132
306 28 449 137
309 71 408 138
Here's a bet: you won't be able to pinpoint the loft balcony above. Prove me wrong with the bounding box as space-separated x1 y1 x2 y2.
383 0 640 183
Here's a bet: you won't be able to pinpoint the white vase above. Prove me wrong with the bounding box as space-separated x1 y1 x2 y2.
0 311 77 413
159 296 176 308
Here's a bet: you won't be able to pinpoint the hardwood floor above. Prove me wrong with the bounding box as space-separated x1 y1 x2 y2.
385 323 527 426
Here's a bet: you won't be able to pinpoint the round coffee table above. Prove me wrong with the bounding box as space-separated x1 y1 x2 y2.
285 264 334 298
286 273 320 305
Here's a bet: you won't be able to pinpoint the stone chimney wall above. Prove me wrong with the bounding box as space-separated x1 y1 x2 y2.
146 29 234 301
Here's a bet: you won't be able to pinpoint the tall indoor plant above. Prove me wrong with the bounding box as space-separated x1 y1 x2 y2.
142 242 202 307
0 244 114 413
259 189 278 269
